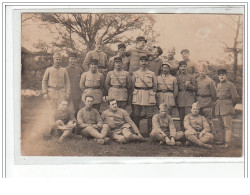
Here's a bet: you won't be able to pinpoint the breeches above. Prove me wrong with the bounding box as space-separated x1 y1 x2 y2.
81 124 109 139
178 107 192 128
110 127 140 144
200 107 213 124
133 105 155 118
185 130 214 144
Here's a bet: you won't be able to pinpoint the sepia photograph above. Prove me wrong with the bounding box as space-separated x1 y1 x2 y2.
20 11 243 158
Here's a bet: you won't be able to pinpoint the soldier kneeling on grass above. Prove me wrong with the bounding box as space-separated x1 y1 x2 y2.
77 95 110 145
50 99 82 144
150 103 184 146
184 102 214 149
101 98 145 144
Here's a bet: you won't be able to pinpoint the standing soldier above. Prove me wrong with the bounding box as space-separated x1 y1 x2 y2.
80 59 105 112
82 38 108 75
167 47 179 76
42 52 71 134
215 69 238 148
132 55 157 136
65 53 83 114
176 61 197 131
148 46 163 76
105 57 132 110
196 66 217 130
180 49 199 76
126 36 149 75
108 43 130 71
184 102 213 149
156 62 178 115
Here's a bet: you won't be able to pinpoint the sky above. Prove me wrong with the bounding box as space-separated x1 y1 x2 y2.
22 13 243 63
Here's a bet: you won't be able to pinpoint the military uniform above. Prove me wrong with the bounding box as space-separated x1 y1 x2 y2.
184 113 214 145
126 48 149 74
185 59 199 76
65 65 83 113
196 76 217 129
132 67 157 133
102 108 143 143
156 73 178 113
42 66 71 110
82 50 108 73
77 107 109 139
150 114 184 142
80 70 104 111
215 79 238 145
108 55 130 71
147 56 163 77
176 71 197 130
167 58 179 76
105 69 132 110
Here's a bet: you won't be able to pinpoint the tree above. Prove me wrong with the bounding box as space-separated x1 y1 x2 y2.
220 15 243 82
34 13 156 51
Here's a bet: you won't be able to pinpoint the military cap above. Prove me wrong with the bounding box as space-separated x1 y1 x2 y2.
68 52 77 58
162 61 171 69
181 49 190 54
90 59 99 65
118 43 126 49
218 69 227 75
192 102 200 109
139 55 149 61
136 36 147 43
154 46 163 56
179 61 187 67
53 52 62 59
114 57 122 62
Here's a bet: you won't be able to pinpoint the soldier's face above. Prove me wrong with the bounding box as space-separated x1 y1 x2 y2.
95 42 102 51
159 108 168 117
118 48 126 56
179 65 187 73
85 97 93 108
69 57 77 66
140 60 148 68
191 107 200 115
168 51 175 59
136 41 146 49
109 100 118 111
162 65 170 74
182 52 189 61
199 69 206 77
58 101 68 111
90 64 98 72
218 74 227 82
114 61 123 70
152 48 159 56
54 57 62 67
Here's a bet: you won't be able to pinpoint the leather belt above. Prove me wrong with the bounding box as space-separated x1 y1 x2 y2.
218 97 231 100
197 95 211 98
135 86 153 90
157 89 173 93
48 86 64 90
85 86 100 89
111 86 126 89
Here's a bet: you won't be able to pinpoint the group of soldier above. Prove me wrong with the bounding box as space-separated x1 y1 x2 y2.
41 36 238 149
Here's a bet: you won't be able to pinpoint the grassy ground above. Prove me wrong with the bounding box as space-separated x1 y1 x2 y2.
21 96 243 157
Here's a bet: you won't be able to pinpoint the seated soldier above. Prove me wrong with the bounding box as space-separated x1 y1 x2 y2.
77 95 110 145
50 99 82 143
101 98 144 144
184 102 214 149
150 103 184 145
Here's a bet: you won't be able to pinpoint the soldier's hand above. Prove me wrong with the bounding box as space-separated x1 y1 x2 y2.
91 124 99 129
43 93 49 100
199 132 204 139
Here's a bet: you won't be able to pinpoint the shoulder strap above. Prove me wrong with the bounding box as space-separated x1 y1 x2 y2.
113 71 123 86
137 72 149 88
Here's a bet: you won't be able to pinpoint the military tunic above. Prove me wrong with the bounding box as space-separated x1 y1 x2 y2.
80 70 104 105
108 55 130 71
105 70 132 102
42 66 71 110
156 74 178 107
147 56 163 76
132 68 157 106
65 65 83 111
215 80 238 116
126 48 149 74
185 59 199 75
167 58 179 76
54 108 76 124
82 50 108 72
